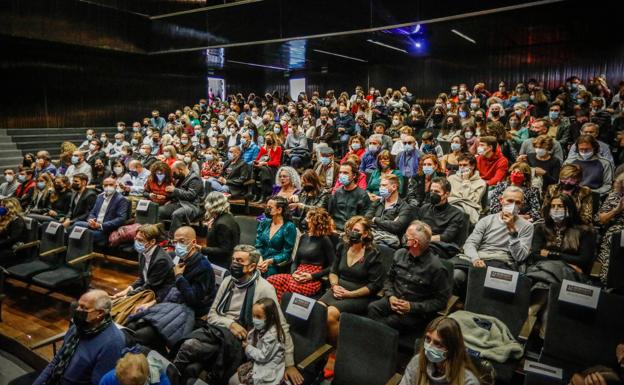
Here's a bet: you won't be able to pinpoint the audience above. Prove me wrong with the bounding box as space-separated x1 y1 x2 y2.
365 173 412 248
273 166 300 200
488 161 542 222
366 149 403 197
447 153 486 224
65 150 93 182
564 134 614 195
526 134 562 191
158 161 204 237
476 136 508 187
255 196 297 276
60 173 97 229
201 192 240 268
406 154 444 207
596 171 624 283
0 169 18 198
543 164 594 225
327 161 371 231
313 146 340 191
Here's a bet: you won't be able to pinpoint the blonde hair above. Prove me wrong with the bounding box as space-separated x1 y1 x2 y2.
115 353 149 385
0 198 23 232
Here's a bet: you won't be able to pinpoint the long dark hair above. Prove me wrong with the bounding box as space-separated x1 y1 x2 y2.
542 193 585 251
254 298 285 343
269 195 292 223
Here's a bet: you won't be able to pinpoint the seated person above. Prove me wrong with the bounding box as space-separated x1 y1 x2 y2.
289 170 330 227
29 175 73 223
256 196 297 277
418 131 444 158
0 168 18 199
273 166 301 201
476 136 508 187
200 148 223 180
110 160 131 190
142 161 173 206
252 132 282 203
313 146 340 192
544 163 594 225
399 316 480 385
89 158 111 193
567 122 614 163
126 226 215 354
440 135 465 174
564 134 614 195
60 173 97 229
14 167 36 209
368 121 394 152
172 245 301 385
201 192 240 268
447 153 486 224
332 153 367 192
527 134 562 192
210 146 251 197
366 150 403 198
390 125 415 156
328 161 371 231
284 120 309 169
319 216 383 345
65 150 93 183
158 161 203 237
489 161 542 222
359 134 383 173
137 143 158 169
112 224 175 304
30 290 125 385
240 131 260 165
26 173 54 215
365 174 412 248
34 150 57 177
120 160 150 198
84 139 107 170
406 154 444 207
340 135 365 163
596 172 624 284
569 343 624 385
519 118 565 161
412 177 466 255
0 198 27 267
100 352 171 385
73 177 129 244
368 221 451 332
453 186 534 290
395 135 420 181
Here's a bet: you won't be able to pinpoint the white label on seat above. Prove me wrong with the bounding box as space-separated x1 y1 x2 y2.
136 199 150 212
523 360 562 379
172 256 180 265
46 221 61 235
558 279 600 309
24 217 33 230
483 266 519 293
285 293 315 320
69 226 86 240
212 264 227 285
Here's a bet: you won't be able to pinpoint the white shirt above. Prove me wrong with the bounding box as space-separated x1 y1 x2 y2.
96 193 113 224
142 245 157 282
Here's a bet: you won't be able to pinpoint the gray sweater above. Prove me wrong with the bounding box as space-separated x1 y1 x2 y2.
399 354 480 385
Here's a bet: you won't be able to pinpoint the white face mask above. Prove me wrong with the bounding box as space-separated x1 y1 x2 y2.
113 166 124 175
502 202 519 215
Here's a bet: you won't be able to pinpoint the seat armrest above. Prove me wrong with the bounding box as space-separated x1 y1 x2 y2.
68 252 101 265
296 344 333 371
13 241 41 252
438 295 460 316
39 246 67 258
385 373 402 385
590 261 602 278
31 332 67 350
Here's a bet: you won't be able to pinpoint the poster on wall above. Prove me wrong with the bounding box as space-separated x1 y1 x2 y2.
289 77 306 101
208 76 226 103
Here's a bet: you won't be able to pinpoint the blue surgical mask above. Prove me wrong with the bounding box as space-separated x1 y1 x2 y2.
155 173 165 182
252 318 265 331
174 242 189 257
351 142 361 151
459 111 468 119
378 187 391 198
579 151 593 160
424 342 447 363
71 156 79 164
549 111 559 120
450 143 461 152
18 175 26 183
36 182 46 190
320 156 331 165
403 144 414 152
368 144 378 152
134 240 146 254
422 166 434 176
240 138 247 145
338 174 351 186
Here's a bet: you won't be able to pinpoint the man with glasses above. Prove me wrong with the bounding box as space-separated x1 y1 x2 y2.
566 122 614 163
173 245 303 385
396 134 420 181
27 290 125 385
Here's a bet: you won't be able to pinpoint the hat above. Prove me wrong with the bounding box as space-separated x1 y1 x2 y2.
319 146 334 155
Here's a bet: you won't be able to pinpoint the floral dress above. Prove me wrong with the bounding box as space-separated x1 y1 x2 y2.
596 190 624 283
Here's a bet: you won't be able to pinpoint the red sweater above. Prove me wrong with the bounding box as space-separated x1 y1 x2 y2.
256 146 282 168
477 148 508 186
340 148 365 164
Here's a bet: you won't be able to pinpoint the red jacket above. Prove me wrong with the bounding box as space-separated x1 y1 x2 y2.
256 146 282 168
477 148 508 186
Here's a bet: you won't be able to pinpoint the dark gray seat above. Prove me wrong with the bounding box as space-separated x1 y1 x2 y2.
8 221 66 280
135 199 160 225
234 215 258 246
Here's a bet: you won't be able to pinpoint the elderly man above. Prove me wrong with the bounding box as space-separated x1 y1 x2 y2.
173 245 303 385
137 143 157 169
120 159 150 197
34 150 57 177
159 161 203 236
566 122 614 163
29 290 125 385
368 221 451 332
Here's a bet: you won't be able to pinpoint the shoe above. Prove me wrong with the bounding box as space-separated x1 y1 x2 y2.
323 353 336 379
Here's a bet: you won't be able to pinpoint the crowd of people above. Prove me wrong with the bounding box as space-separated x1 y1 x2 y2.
3 76 624 385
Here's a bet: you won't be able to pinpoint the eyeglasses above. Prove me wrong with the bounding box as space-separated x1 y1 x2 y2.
403 141 415 145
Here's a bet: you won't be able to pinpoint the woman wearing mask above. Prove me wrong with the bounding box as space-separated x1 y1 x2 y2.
406 154 443 207
177 133 194 155
201 148 223 180
144 162 173 206
283 121 309 169
391 126 415 156
0 198 27 267
202 192 240 268
507 113 528 151
89 158 110 193
289 170 330 227
255 196 297 277
527 135 561 192
273 166 301 201
563 135 613 196
111 160 132 190
596 172 624 284
183 151 200 175
319 216 383 345
268 208 335 301
426 106 446 132
366 150 403 199
161 145 178 168
26 173 54 215
253 132 283 203
21 153 35 169
489 162 542 222
341 135 366 163
460 124 478 152
438 115 462 142
28 175 72 223
399 316 480 385
457 105 473 127
440 135 466 175
544 164 593 225
387 113 404 140
130 133 143 153
473 110 486 137
406 105 426 134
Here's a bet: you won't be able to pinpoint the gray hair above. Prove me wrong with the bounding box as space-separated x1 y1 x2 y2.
204 191 230 218
275 166 302 190
407 220 432 249
503 185 525 201
233 244 262 264
581 122 600 133
369 134 383 144
87 289 112 314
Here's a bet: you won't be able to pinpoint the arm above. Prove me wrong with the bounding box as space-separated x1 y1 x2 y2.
529 224 547 260
171 177 202 202
33 330 74 385
549 229 595 271
374 201 413 235
463 218 487 262
207 278 234 328
245 331 281 363
267 147 282 167
509 220 534 263
176 261 214 308
92 335 123 385
487 160 508 186
383 253 398 298
73 193 97 224
0 218 25 248
438 210 464 243
310 237 336 280
145 257 173 290
364 251 384 294
272 222 296 265
409 267 451 315
595 161 614 195
201 223 237 260
357 189 371 216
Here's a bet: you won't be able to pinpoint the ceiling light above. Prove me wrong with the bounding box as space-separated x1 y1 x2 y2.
366 39 407 53
451 29 476 44
313 49 367 63
227 60 286 71
414 42 422 48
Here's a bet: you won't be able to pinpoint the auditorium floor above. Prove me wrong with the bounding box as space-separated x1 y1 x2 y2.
0 260 136 360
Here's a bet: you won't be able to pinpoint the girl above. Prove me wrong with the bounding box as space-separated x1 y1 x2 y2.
230 298 286 385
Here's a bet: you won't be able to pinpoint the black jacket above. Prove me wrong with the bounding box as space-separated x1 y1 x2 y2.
365 197 414 237
223 158 251 190
202 213 240 268
169 171 204 205
412 202 465 246
132 245 176 303
65 188 98 224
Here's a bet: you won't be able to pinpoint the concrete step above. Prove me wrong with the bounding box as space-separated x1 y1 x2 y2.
0 142 19 150
0 149 23 157
0 157 24 170
7 127 116 136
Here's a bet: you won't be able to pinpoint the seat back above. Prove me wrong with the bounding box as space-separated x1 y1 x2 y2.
22 217 38 243
542 283 624 368
333 313 399 385
66 226 94 270
377 244 396 279
279 292 327 365
234 215 258 246
147 350 180 385
135 200 159 225
607 230 624 293
465 267 531 337
456 211 471 247
40 221 65 255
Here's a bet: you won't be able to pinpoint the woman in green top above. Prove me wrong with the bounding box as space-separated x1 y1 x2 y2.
507 113 529 151
366 150 403 198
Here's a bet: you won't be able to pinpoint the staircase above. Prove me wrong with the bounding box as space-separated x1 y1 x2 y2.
0 129 24 171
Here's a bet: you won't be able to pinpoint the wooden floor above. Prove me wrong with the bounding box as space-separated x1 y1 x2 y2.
0 260 137 360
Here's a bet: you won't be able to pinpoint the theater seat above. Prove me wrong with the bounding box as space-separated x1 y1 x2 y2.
32 266 82 288
234 215 258 245
8 221 66 280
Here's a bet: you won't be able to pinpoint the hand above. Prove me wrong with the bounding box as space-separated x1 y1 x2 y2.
257 259 273 272
534 167 546 176
394 299 411 315
388 296 401 312
156 194 166 200
516 154 528 162
332 285 347 299
284 366 304 385
218 177 226 184
165 185 175 193
47 210 57 217
87 219 100 230
229 322 247 340
583 372 607 385
297 272 312 283
540 249 549 257
260 161 268 166
241 340 248 348
62 219 71 228
288 202 303 211
173 263 186 276
501 211 516 232
149 193 157 200
473 259 486 268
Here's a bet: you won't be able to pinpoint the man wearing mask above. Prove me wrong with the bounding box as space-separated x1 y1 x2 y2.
396 135 420 180
360 134 383 173
475 136 509 187
312 112 336 148
452 186 533 293
566 122 614 163
239 131 259 165
589 97 614 145
365 174 412 248
518 119 565 161
159 161 203 236
150 110 166 131
137 144 157 169
28 290 124 385
65 150 93 183
545 102 571 148
109 133 130 161
412 177 466 257
34 151 57 177
14 167 36 209
447 154 487 225
84 139 106 170
328 161 371 231
368 221 451 332
60 173 97 229
150 131 163 156
313 146 340 191
0 169 18 198
173 245 303 385
211 146 251 196
73 177 129 243
78 129 96 152
120 160 150 198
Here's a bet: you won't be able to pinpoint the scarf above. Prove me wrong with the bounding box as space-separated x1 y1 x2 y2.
44 315 113 385
216 271 259 329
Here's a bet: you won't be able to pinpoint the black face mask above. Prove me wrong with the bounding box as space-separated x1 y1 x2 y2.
321 119 327 125
429 192 442 205
264 207 272 217
560 182 577 191
72 308 90 332
348 231 362 244
302 184 315 192
266 139 274 146
230 262 245 279
475 116 483 122
71 183 81 191
491 110 500 117
528 130 539 138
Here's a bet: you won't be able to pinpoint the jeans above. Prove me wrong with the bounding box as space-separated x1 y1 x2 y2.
207 177 230 193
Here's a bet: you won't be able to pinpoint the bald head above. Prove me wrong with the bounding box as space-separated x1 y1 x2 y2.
173 226 197 258
174 226 196 240
80 289 111 313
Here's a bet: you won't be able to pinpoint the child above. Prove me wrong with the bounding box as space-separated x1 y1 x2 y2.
99 351 171 385
229 298 286 385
